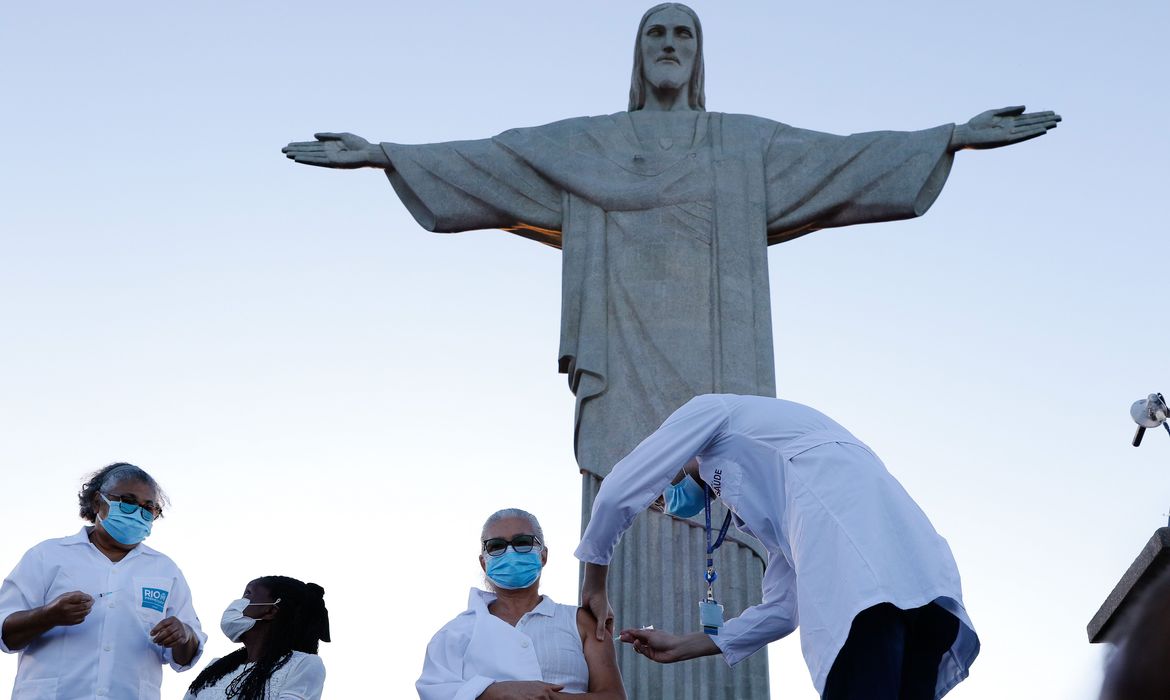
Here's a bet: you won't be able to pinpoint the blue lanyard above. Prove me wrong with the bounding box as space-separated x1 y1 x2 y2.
703 485 733 594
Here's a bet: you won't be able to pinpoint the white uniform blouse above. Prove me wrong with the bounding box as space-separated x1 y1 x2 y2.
575 394 980 698
0 527 207 700
180 651 325 700
416 589 589 700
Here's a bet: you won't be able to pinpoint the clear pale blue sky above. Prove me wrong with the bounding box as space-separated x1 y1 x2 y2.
1 1 1168 698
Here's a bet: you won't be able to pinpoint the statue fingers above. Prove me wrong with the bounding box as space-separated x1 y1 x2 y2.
1009 122 1057 136
1008 121 1058 135
1007 128 1048 144
1017 110 1058 121
992 105 1026 117
282 141 325 152
286 152 337 167
1012 113 1060 128
283 144 327 156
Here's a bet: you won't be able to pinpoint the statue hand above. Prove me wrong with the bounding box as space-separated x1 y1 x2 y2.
282 132 389 169
951 106 1061 151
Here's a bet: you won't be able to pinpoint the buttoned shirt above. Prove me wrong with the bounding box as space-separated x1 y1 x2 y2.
0 527 206 700
575 394 980 698
416 589 589 700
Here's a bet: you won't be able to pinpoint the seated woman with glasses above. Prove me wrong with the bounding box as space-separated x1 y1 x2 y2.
183 575 330 700
417 508 625 700
0 462 206 700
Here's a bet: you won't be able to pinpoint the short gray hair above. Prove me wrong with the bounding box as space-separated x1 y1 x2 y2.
78 462 169 523
480 508 545 545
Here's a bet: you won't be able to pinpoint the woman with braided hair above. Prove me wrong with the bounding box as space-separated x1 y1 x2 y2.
184 576 330 700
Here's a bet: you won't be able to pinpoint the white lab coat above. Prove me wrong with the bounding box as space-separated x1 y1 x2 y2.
416 589 589 700
575 394 979 698
0 527 206 700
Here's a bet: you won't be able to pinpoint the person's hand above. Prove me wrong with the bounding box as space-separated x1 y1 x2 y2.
282 132 389 169
150 616 192 649
619 628 720 664
619 627 686 663
581 563 614 641
42 591 93 627
950 106 1061 151
581 590 613 642
479 680 565 699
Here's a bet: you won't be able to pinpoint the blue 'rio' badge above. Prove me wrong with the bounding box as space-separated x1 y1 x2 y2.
141 587 169 613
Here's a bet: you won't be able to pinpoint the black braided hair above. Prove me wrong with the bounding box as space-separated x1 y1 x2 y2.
187 576 330 699
77 462 169 523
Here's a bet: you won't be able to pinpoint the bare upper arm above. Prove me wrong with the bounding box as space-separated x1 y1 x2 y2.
576 607 626 698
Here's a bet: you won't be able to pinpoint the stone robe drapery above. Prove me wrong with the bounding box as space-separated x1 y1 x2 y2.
380 112 954 479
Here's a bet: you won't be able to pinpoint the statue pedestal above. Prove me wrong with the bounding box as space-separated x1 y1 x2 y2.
1088 527 1170 643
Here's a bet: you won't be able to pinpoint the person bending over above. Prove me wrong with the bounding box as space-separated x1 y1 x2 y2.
577 395 980 700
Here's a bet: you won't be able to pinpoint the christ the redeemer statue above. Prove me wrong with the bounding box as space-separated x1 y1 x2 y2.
284 4 1058 698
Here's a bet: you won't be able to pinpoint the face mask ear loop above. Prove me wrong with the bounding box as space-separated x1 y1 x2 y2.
259 598 280 621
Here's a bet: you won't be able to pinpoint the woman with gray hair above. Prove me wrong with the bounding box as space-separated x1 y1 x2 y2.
0 462 206 700
417 508 625 700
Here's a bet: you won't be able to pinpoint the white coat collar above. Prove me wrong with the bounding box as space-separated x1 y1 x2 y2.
64 526 159 559
467 588 557 619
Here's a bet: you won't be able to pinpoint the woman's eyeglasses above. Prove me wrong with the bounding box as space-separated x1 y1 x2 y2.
103 493 162 521
482 534 542 557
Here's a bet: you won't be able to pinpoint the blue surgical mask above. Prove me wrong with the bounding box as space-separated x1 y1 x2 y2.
486 549 543 590
664 477 706 518
98 495 153 545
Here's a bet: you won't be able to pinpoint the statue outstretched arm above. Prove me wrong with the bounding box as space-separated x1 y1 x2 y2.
282 132 392 169
949 106 1061 151
285 129 564 236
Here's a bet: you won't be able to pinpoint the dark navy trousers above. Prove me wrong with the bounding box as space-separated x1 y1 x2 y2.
821 602 960 700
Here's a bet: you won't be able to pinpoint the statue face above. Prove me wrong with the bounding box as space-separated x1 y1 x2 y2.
639 6 697 93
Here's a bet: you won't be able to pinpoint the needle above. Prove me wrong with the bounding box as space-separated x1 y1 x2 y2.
617 627 655 641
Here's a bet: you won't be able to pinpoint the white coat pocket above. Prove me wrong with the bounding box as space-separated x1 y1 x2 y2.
138 678 162 700
132 577 173 638
13 677 57 700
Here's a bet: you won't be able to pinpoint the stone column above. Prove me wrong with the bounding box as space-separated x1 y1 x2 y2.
583 473 771 699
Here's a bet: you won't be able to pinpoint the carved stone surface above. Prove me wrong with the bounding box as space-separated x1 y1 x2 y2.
377 114 955 484
1088 527 1170 644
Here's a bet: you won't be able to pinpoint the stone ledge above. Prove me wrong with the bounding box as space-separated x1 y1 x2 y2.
1088 527 1170 644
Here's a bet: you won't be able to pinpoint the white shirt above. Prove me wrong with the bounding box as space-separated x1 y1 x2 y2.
575 394 980 698
0 527 207 700
416 589 589 700
180 651 325 700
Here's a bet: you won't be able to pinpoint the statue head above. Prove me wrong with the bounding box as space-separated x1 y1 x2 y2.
628 3 706 112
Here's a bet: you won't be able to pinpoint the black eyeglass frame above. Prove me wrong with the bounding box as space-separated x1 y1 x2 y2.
482 534 543 557
102 492 162 522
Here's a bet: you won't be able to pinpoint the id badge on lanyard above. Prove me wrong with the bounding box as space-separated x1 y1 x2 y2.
701 485 732 635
